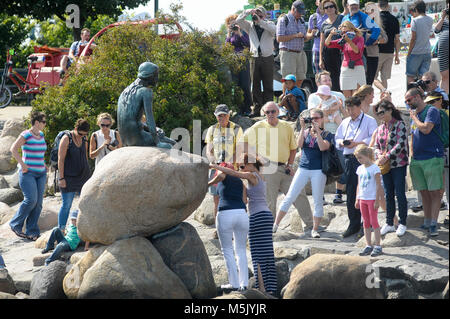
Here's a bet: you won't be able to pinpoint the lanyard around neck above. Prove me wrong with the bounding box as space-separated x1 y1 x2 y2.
344 113 365 140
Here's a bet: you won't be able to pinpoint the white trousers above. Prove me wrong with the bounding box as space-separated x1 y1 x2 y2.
216 209 249 288
279 168 327 218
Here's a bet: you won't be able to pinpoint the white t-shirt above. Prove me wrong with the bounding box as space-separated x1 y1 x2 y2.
356 163 381 200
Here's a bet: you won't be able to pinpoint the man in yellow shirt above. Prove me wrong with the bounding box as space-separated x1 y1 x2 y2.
240 101 313 230
205 104 244 219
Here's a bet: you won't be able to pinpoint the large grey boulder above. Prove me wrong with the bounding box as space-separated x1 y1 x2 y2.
77 147 209 245
150 222 217 299
0 119 26 139
0 188 23 205
0 136 18 174
0 269 17 295
72 237 192 299
283 254 385 299
30 260 68 299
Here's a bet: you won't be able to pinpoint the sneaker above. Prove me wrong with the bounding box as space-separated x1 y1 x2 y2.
380 224 396 236
311 229 321 238
429 225 439 237
396 224 407 237
359 246 373 256
411 205 423 212
304 225 326 233
371 246 383 257
238 286 247 292
342 227 359 238
41 247 53 254
420 224 430 231
333 196 344 204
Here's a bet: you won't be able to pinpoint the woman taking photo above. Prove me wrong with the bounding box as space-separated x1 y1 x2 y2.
273 108 333 238
319 0 344 91
325 21 365 97
208 162 249 292
9 111 47 241
371 100 409 237
89 113 122 167
210 154 277 295
57 119 91 230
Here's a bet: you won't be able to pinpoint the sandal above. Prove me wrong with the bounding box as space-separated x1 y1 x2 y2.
26 234 40 241
11 228 27 239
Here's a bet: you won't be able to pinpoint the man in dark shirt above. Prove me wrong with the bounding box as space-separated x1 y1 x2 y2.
375 0 400 89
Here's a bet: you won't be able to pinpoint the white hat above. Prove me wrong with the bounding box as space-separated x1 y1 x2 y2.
348 0 359 5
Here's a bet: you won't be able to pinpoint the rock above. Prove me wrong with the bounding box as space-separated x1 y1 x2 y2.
2 167 20 189
74 237 191 299
0 188 23 205
150 222 216 299
275 260 291 298
15 292 30 299
274 247 299 260
0 136 17 174
385 279 418 299
63 245 108 299
443 281 449 299
0 119 26 138
77 147 208 245
356 229 429 248
0 202 14 225
193 193 216 226
34 230 52 249
30 260 68 299
0 269 17 295
283 254 385 299
0 177 8 189
229 114 259 132
33 254 52 267
0 291 17 299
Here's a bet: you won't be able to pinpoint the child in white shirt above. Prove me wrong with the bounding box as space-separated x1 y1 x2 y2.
316 85 343 133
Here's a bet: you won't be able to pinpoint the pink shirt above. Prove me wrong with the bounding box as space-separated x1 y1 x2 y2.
327 35 364 68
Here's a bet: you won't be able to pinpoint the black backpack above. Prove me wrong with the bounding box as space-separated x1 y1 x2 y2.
50 130 72 170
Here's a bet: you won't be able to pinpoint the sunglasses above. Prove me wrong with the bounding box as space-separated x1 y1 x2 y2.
404 96 415 104
239 165 245 169
376 110 385 116
39 120 46 124
78 132 88 137
311 116 322 120
265 110 277 114
101 124 111 127
324 5 336 9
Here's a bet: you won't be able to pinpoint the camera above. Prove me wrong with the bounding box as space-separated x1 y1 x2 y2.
337 31 356 45
303 117 313 124
343 140 352 146
407 79 428 91
312 29 320 38
230 24 239 31
252 15 259 21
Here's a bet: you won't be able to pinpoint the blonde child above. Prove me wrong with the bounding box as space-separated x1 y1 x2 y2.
354 145 384 257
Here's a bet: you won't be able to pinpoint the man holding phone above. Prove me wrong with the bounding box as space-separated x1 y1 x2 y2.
335 96 378 237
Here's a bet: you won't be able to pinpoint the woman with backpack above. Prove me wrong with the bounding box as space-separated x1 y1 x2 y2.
9 111 47 241
57 119 91 230
89 113 122 167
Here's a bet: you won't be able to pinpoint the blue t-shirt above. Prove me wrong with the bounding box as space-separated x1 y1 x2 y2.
217 175 246 211
299 131 334 170
285 86 306 112
413 105 444 160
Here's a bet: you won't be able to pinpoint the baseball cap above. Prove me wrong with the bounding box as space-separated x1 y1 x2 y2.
70 210 79 220
348 0 360 5
293 1 306 15
281 74 297 82
214 104 230 116
317 85 332 96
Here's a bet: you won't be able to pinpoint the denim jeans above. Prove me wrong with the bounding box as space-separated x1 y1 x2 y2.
382 166 408 226
9 170 46 237
0 254 5 268
58 192 77 230
45 227 71 264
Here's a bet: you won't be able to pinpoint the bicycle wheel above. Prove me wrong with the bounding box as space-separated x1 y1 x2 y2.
0 87 12 108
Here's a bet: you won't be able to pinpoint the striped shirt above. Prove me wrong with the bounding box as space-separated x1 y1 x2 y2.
20 130 47 173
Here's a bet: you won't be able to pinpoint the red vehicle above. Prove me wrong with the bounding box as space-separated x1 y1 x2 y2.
0 18 182 108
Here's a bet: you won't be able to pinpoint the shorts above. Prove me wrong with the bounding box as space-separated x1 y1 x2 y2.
340 65 366 91
280 50 307 81
208 169 219 195
376 53 394 81
406 53 431 78
410 157 444 191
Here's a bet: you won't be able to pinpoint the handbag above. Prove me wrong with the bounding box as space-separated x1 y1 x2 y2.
321 131 344 184
378 151 391 175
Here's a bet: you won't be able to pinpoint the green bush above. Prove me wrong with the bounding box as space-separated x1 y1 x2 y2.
31 19 249 155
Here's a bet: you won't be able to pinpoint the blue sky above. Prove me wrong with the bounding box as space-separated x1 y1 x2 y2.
126 0 251 32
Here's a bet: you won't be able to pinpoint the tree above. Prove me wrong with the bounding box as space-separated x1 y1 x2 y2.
0 0 148 41
31 22 248 158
